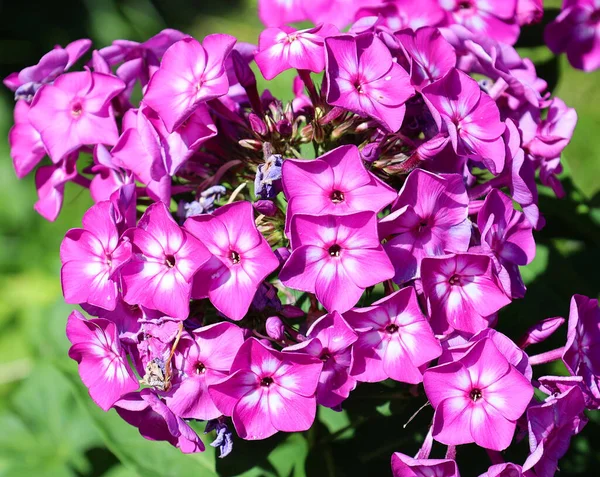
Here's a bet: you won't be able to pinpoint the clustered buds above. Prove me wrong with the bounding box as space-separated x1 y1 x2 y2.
4 1 598 475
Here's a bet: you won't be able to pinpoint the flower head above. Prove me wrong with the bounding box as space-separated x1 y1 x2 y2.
255 24 338 80
185 201 280 321
114 389 204 453
346 286 442 384
144 35 236 132
209 338 323 440
422 68 505 174
61 201 132 310
282 144 397 233
280 212 395 313
166 322 245 420
379 169 470 284
67 310 139 411
423 338 534 450
285 311 358 408
325 33 414 132
121 202 211 319
28 71 125 162
421 253 511 334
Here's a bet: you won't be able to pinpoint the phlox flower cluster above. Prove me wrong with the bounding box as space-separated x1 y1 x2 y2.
4 1 598 475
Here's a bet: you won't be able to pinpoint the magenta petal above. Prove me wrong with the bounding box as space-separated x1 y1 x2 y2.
470 404 517 451
316 261 365 313
233 388 279 440
268 386 317 433
432 396 475 445
209 369 259 417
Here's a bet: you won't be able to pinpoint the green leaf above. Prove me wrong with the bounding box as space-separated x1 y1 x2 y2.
0 363 102 477
59 365 219 477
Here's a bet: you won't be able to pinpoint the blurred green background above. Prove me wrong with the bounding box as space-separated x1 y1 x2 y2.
0 1 598 476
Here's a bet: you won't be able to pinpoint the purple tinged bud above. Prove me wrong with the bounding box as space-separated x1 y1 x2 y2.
518 317 565 349
361 142 381 163
254 199 278 217
266 316 285 341
275 246 291 266
249 113 268 136
275 119 293 136
319 106 344 125
251 281 283 312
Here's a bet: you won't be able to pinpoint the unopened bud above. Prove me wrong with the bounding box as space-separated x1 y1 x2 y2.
265 316 285 341
239 139 263 151
249 113 267 136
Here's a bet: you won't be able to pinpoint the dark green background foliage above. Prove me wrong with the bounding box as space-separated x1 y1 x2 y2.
0 1 598 475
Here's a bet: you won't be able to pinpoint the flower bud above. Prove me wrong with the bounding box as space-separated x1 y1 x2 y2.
254 199 279 217
265 316 285 341
518 317 565 349
249 113 268 136
361 142 381 163
239 139 263 150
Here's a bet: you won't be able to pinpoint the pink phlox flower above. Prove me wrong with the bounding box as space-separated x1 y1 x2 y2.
144 104 218 176
562 294 600 406
209 338 323 440
165 322 245 420
282 144 397 234
89 144 134 203
110 108 171 203
525 97 577 161
121 201 211 319
33 154 79 221
98 29 188 67
114 388 204 453
421 253 511 334
325 33 415 132
516 0 543 26
355 0 446 33
4 38 92 99
28 70 125 162
66 310 139 411
285 311 358 409
256 24 339 80
81 298 143 343
184 201 280 321
422 68 506 175
280 211 395 313
474 189 535 298
440 0 520 45
439 328 532 381
391 452 460 477
9 100 47 178
501 119 541 230
304 0 373 29
481 463 535 477
144 34 237 133
395 26 456 91
545 0 600 72
523 386 588 477
378 169 471 284
423 338 534 450
61 200 132 310
346 286 442 384
258 0 308 27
